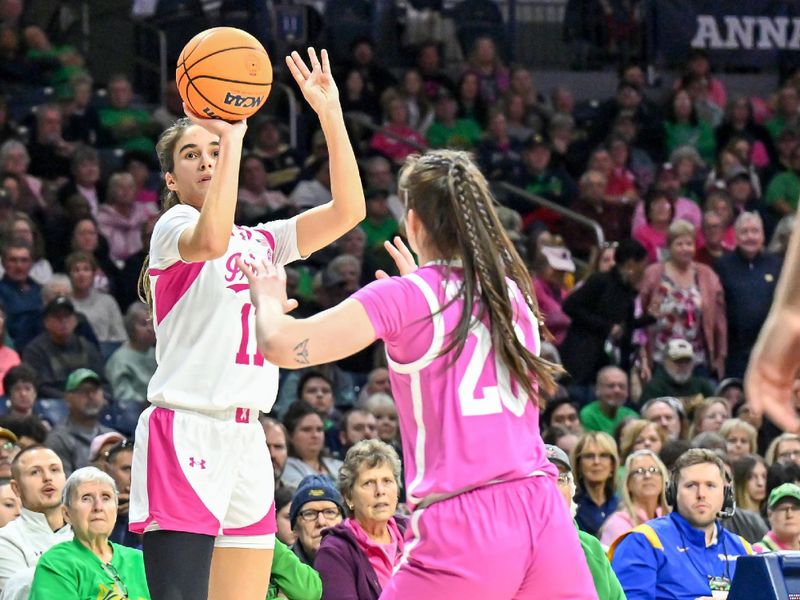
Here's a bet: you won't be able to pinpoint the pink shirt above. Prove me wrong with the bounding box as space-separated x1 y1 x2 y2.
352 265 556 509
0 347 20 395
632 197 702 232
532 277 570 346
632 224 668 264
599 506 664 548
346 517 403 589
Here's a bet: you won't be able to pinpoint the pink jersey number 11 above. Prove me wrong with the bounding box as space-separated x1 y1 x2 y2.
235 303 265 366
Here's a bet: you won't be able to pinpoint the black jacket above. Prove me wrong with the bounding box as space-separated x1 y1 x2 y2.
560 268 652 385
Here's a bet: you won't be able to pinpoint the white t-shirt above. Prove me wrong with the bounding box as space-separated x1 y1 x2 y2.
0 509 72 592
146 204 301 412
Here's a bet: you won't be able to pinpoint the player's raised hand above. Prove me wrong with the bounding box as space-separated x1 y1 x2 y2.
236 257 298 314
745 310 800 433
182 103 247 138
376 236 418 279
285 48 340 116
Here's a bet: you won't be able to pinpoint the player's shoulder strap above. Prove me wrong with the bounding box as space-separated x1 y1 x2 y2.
607 523 663 562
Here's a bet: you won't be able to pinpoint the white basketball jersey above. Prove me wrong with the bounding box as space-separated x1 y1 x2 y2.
146 204 301 412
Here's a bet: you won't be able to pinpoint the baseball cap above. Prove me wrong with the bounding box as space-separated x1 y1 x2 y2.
715 378 744 397
0 428 18 445
88 431 125 462
541 246 575 273
43 295 76 318
544 444 572 471
524 133 550 151
724 165 750 184
65 368 101 392
768 483 800 508
289 475 346 527
666 338 694 361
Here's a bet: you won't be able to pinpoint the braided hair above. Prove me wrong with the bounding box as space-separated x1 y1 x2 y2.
399 149 563 406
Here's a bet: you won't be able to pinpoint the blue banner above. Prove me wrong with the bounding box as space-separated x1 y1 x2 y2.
646 0 800 69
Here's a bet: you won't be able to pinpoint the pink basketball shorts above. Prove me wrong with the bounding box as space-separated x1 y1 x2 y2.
380 475 598 600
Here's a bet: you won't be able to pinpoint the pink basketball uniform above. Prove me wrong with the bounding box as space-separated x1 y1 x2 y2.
353 264 597 599
353 264 557 508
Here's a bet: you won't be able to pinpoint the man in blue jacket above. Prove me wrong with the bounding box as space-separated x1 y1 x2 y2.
610 448 753 600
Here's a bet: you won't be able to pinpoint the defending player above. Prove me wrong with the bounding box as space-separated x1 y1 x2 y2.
239 150 597 598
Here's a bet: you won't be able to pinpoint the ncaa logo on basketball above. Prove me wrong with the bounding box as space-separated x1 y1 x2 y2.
223 92 262 109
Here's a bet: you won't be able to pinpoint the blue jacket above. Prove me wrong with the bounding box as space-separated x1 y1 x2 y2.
609 512 753 600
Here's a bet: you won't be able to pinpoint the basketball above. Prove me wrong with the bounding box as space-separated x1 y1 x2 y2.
176 27 272 121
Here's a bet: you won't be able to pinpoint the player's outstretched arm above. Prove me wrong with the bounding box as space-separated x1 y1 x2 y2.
746 215 800 432
286 48 366 257
237 258 376 369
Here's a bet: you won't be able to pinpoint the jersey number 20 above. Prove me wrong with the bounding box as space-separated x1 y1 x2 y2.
458 320 530 418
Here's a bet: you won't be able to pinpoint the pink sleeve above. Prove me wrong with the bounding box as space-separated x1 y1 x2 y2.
351 276 434 364
599 512 632 548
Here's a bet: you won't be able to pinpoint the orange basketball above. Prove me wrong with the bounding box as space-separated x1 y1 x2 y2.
176 27 272 121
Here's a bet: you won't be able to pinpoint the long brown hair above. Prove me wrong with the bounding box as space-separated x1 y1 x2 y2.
137 118 193 309
399 149 563 405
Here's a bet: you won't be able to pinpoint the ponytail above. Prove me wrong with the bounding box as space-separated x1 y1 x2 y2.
138 118 193 312
401 150 564 406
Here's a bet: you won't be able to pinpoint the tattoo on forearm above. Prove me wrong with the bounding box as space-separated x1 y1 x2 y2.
294 339 310 365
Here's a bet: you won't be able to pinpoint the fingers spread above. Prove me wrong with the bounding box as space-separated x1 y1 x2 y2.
287 51 311 80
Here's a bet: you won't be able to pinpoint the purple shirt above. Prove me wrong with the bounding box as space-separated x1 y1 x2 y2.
352 264 556 509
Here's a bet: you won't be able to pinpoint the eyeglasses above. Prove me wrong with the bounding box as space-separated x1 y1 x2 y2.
298 508 341 522
556 473 571 486
773 504 800 517
580 453 613 462
0 441 16 452
100 562 129 598
631 466 661 478
103 439 133 461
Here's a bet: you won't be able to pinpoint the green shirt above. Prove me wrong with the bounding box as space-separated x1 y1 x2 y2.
360 217 398 250
766 170 800 211
267 539 322 600
577 524 626 600
426 118 483 149
30 538 150 600
579 401 639 436
663 120 716 164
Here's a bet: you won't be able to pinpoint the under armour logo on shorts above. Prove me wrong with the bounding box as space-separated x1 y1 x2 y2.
189 457 207 469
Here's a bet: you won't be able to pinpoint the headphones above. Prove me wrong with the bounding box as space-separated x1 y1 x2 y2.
665 469 736 519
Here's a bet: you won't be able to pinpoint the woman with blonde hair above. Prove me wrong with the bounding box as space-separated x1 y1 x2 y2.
719 418 757 461
766 433 800 466
618 420 666 463
638 218 727 379
599 449 669 547
571 431 620 536
688 396 730 438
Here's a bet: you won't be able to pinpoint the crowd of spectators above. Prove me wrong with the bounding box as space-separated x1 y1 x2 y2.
2 0 800 598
